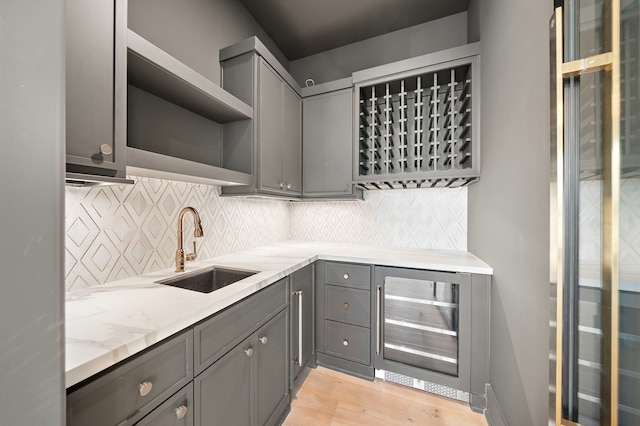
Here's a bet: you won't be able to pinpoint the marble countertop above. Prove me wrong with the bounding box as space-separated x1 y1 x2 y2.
65 241 492 388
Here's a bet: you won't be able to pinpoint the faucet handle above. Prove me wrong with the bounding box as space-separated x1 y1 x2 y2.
185 240 198 262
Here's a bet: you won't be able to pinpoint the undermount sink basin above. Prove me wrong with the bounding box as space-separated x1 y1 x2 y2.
156 267 258 293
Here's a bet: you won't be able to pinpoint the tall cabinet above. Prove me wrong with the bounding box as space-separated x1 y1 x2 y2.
220 37 302 198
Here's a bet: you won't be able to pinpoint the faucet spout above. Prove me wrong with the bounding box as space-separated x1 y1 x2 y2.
176 206 204 272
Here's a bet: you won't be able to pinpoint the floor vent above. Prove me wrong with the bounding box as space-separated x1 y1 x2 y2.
375 369 469 403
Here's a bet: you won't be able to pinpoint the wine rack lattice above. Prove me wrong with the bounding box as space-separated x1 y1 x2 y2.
353 51 480 189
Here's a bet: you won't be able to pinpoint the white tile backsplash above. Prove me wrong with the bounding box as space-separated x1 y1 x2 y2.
289 188 467 251
65 179 468 290
65 176 290 291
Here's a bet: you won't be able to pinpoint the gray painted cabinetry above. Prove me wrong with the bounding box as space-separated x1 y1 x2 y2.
220 38 302 198
290 264 314 387
66 330 194 426
315 261 375 380
194 277 289 426
67 279 290 426
301 80 363 199
64 0 129 184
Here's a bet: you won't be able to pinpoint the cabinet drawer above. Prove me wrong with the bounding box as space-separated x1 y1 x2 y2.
325 261 370 289
325 320 370 365
195 278 288 374
325 285 370 327
136 383 193 426
67 330 193 426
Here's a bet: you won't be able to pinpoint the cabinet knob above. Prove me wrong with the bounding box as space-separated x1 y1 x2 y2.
343 273 349 280
175 405 188 420
138 381 153 397
343 303 349 310
259 336 268 345
245 347 254 357
279 182 284 189
286 183 292 190
343 339 349 346
343 185 349 192
99 144 112 156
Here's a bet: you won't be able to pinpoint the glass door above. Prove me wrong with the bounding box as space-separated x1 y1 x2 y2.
550 0 640 424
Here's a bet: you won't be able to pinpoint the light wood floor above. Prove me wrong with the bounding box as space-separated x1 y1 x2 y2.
283 367 488 426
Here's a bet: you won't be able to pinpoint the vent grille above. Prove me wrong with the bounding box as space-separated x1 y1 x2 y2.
375 369 468 402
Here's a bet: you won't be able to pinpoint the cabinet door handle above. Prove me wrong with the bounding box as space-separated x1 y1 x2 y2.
99 143 112 156
175 405 188 420
279 182 284 189
259 336 268 345
245 347 254 357
286 183 292 190
138 381 153 397
294 290 303 366
376 284 382 355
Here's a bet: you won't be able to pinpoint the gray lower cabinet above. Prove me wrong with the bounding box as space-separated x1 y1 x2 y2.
64 0 128 182
301 81 363 200
315 260 374 380
290 264 314 387
193 277 290 426
220 38 302 198
373 266 491 412
194 309 289 426
66 330 194 426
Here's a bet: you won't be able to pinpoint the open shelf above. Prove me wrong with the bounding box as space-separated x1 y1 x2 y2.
126 147 252 186
127 29 252 123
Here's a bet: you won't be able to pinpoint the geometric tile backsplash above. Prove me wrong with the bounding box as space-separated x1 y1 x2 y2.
65 177 468 291
289 187 468 251
65 176 289 291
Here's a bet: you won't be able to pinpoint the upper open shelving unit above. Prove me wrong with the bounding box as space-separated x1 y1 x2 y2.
125 29 253 186
127 29 252 123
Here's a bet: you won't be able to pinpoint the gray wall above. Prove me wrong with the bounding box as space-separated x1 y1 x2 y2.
467 0 552 425
0 1 65 425
288 12 468 86
128 0 289 85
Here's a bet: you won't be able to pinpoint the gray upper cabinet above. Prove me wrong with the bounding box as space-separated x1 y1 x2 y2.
64 0 130 185
220 37 302 199
302 80 363 199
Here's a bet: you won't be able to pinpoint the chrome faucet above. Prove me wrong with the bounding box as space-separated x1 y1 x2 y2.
175 206 204 272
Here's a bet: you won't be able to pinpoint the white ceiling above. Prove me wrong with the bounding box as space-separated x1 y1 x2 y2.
238 0 470 60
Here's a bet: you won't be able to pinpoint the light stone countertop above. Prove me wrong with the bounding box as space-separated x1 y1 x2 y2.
65 241 492 388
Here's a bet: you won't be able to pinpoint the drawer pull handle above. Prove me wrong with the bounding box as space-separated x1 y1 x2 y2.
175 405 188 420
343 339 349 346
343 273 349 280
245 347 254 357
343 303 349 310
138 381 153 397
259 336 268 345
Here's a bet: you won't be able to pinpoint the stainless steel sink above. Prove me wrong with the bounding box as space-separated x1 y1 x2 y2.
156 267 257 293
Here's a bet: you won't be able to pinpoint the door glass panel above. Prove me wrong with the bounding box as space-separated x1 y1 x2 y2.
383 277 459 376
565 0 609 61
619 2 640 424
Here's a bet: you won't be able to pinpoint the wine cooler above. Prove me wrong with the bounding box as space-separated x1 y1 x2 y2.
374 267 476 404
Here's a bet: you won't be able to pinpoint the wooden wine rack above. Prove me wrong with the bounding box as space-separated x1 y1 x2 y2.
353 45 480 189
